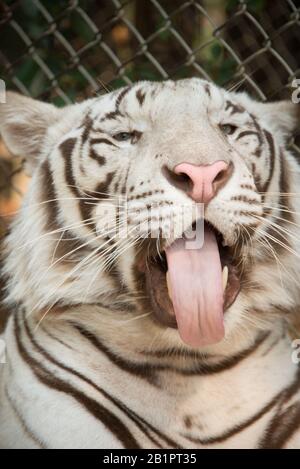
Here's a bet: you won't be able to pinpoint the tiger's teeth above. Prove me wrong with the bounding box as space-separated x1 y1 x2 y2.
222 266 228 293
166 271 172 301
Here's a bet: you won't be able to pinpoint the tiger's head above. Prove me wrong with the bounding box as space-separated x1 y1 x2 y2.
1 78 299 354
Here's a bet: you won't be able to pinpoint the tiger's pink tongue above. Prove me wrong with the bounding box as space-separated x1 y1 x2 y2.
165 225 224 347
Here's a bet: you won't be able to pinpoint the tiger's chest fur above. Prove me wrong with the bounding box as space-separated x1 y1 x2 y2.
0 313 299 448
0 78 300 448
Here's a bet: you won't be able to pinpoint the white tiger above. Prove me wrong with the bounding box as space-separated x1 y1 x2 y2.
0 78 300 448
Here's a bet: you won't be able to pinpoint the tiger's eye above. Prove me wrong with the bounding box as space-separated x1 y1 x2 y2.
113 132 133 142
220 124 237 135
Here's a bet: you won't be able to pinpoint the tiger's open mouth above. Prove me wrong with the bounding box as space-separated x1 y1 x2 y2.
142 221 240 348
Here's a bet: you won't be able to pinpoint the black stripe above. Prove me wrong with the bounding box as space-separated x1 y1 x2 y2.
90 138 117 147
204 84 211 97
261 129 276 196
140 348 211 360
81 114 93 144
236 130 260 141
39 159 88 262
100 86 131 122
39 159 59 232
258 368 300 448
251 162 263 193
250 114 263 148
225 100 244 114
73 322 269 378
183 385 282 445
116 86 131 110
14 312 140 449
178 332 269 376
260 403 300 449
93 172 115 200
90 148 106 166
136 89 146 106
72 322 159 385
59 138 85 212
60 138 114 232
101 110 122 121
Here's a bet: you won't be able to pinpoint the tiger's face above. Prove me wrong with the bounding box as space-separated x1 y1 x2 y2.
1 78 299 353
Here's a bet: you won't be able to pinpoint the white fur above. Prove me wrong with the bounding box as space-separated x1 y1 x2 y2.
0 79 299 448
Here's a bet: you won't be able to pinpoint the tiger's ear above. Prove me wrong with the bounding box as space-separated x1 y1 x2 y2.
236 93 299 137
254 100 299 136
0 92 63 174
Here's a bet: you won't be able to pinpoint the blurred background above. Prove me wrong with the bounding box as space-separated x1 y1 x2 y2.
0 0 300 329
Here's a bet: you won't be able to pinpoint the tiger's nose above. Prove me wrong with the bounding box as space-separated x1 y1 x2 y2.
165 161 232 204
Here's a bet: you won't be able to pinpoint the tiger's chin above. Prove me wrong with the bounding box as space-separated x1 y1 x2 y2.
137 221 241 348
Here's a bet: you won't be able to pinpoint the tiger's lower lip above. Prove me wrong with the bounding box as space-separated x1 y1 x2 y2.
145 259 177 329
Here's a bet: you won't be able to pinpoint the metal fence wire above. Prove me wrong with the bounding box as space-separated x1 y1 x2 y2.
1 0 300 235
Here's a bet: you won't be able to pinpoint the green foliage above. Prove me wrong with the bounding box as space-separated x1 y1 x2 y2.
226 0 266 12
0 0 265 102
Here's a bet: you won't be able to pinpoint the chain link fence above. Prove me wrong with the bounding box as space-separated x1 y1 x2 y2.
0 0 300 235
